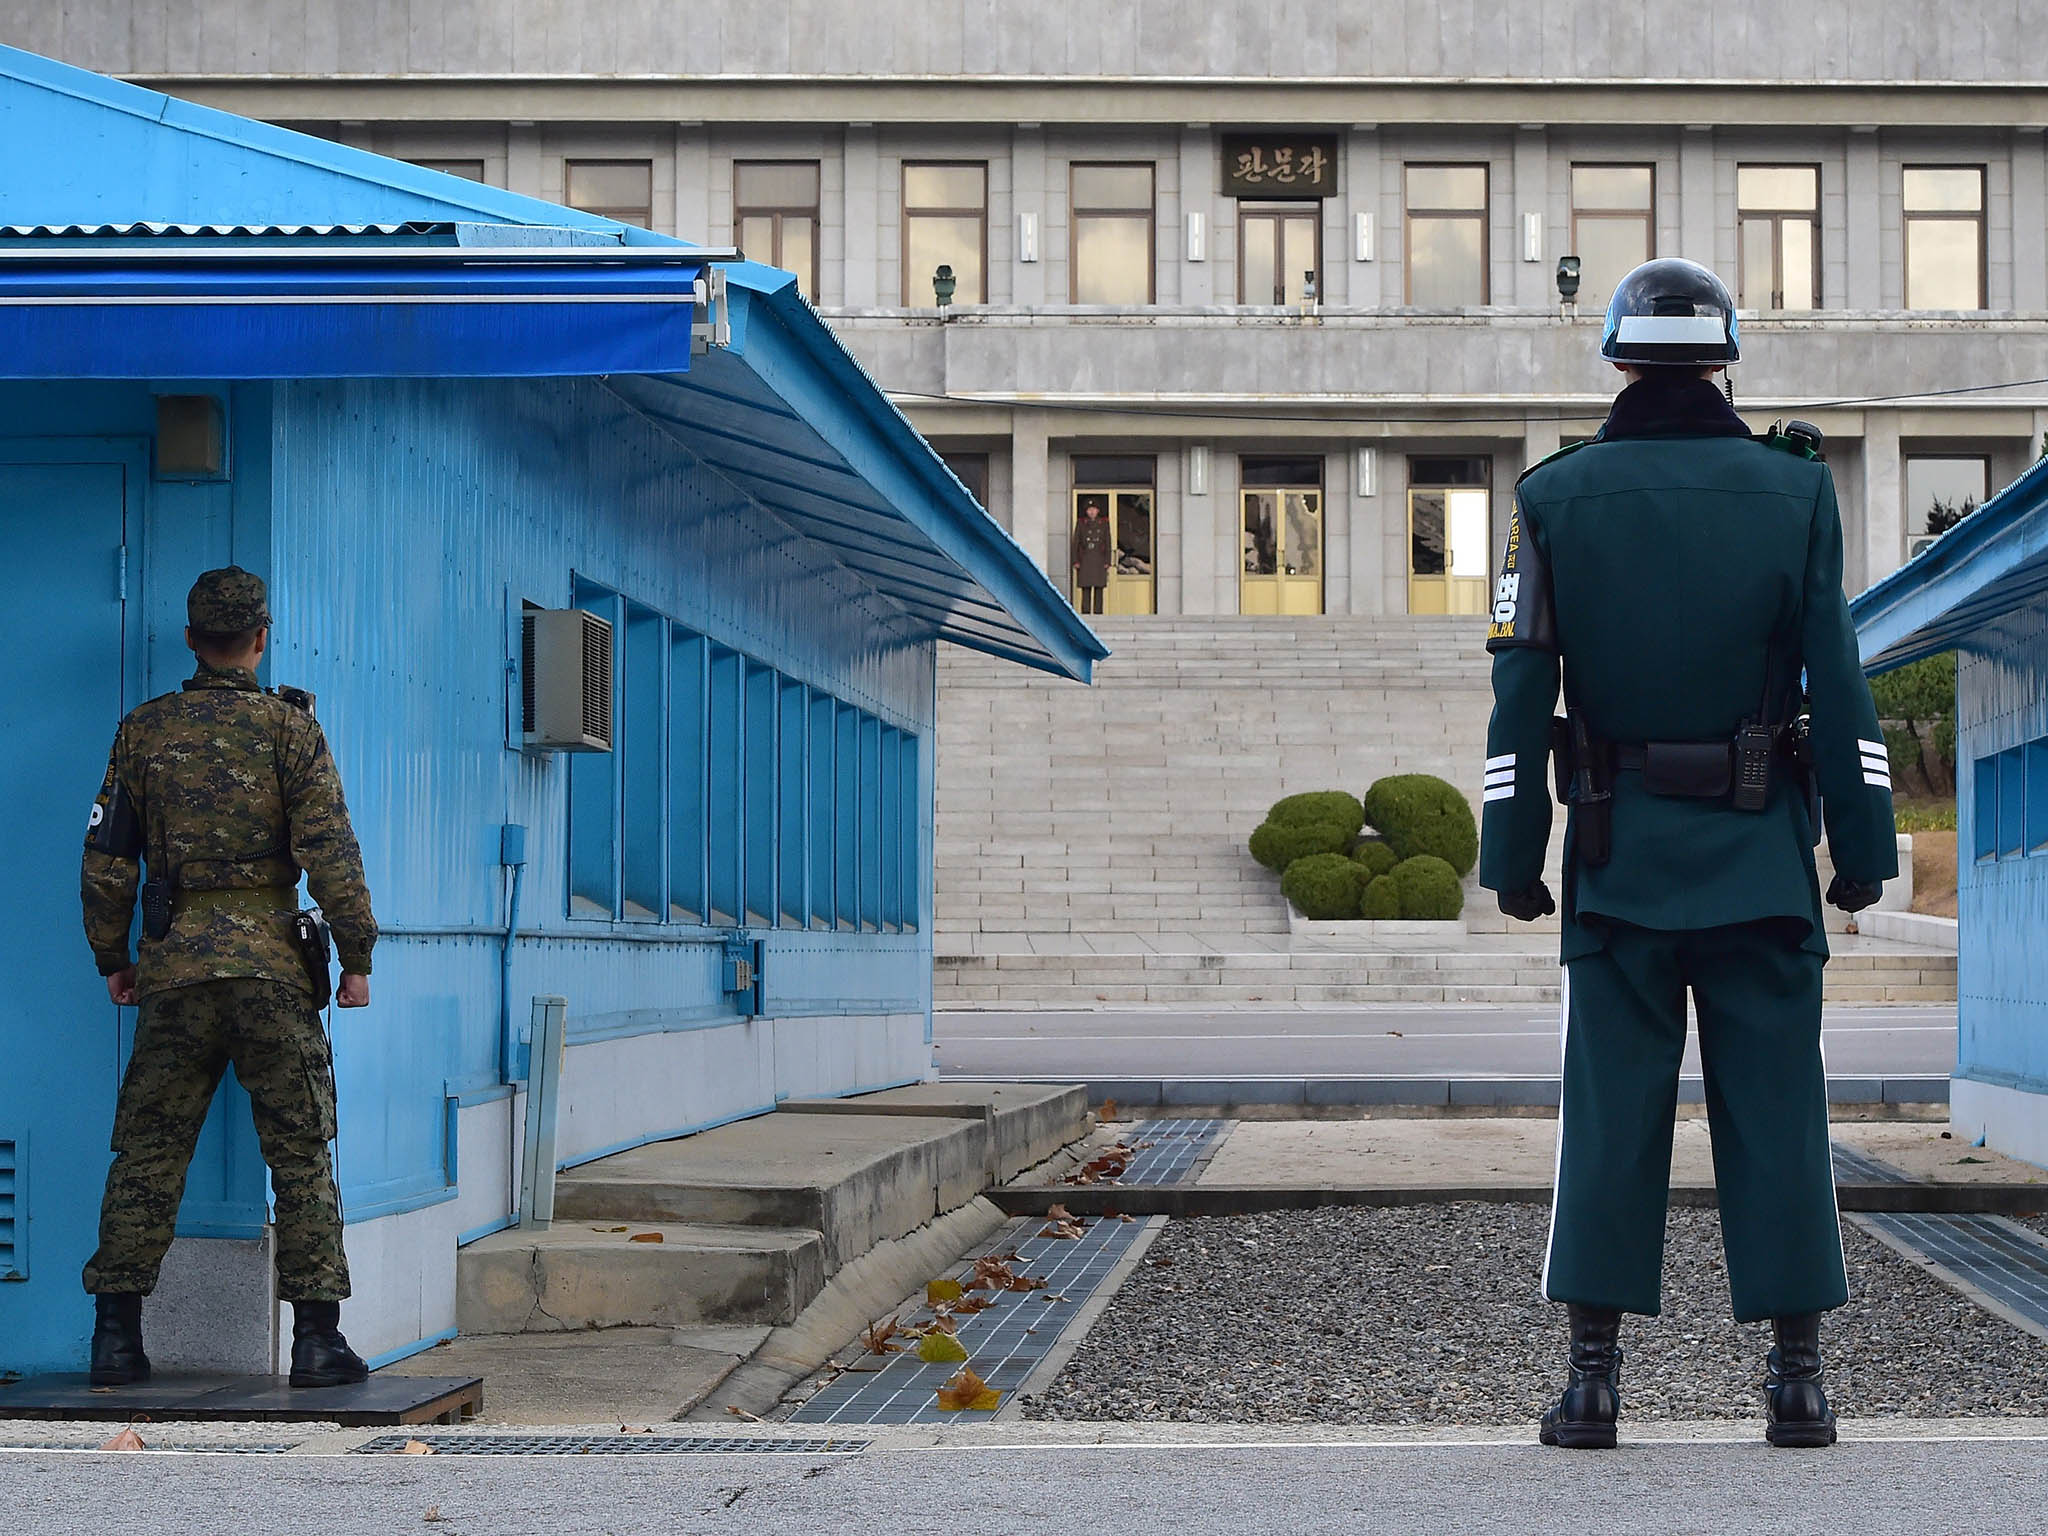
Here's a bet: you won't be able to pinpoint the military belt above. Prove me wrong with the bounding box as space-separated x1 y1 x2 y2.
177 887 298 913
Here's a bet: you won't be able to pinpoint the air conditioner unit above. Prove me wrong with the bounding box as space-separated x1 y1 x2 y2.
521 608 614 752
1906 533 1942 562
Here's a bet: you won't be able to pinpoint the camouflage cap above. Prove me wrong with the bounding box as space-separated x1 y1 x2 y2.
187 567 271 633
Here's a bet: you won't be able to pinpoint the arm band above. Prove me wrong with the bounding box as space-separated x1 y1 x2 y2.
1485 495 1558 653
87 780 143 859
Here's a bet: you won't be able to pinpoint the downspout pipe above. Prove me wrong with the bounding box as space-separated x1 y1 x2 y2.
498 823 527 1083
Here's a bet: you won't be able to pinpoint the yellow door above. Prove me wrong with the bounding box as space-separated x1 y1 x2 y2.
1240 487 1324 614
1072 488 1155 615
1407 486 1491 614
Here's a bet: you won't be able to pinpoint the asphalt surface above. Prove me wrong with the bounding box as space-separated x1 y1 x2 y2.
934 1005 1958 1081
6 1433 2047 1534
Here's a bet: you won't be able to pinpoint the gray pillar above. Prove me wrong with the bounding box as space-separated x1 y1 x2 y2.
1323 452 1350 611
2014 131 2048 313
844 127 880 308
1845 131 1882 311
1180 127 1215 307
1012 127 1046 308
1180 444 1216 612
1346 443 1386 615
1010 409 1050 575
1679 127 1715 272
1347 127 1382 310
506 125 544 201
1513 128 1550 308
1862 412 1902 589
675 127 710 249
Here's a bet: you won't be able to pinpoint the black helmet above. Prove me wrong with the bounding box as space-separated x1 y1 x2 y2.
1599 258 1739 366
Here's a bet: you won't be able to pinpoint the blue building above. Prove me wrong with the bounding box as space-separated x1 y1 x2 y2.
0 46 1100 1376
1852 458 2048 1173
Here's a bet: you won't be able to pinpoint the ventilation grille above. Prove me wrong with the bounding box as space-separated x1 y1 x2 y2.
520 608 614 753
355 1434 869 1456
0 1139 19 1280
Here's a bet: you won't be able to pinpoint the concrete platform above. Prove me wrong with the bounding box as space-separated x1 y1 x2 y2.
457 1221 826 1334
0 1371 480 1426
384 1326 767 1424
553 1112 989 1271
777 1082 1088 1181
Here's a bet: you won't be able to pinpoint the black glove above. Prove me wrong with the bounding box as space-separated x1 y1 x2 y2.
1498 881 1556 922
1826 874 1882 914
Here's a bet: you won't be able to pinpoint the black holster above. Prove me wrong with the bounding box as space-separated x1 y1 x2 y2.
293 910 334 1010
1565 710 1613 868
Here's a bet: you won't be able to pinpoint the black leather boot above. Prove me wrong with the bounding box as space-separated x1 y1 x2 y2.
1539 1304 1623 1449
88 1293 150 1387
1765 1312 1837 1448
288 1300 369 1388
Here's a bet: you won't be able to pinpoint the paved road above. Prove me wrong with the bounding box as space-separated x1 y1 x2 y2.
5 1431 2044 1535
934 1005 1958 1080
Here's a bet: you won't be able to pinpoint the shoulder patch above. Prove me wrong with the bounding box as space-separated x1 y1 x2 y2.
1485 495 1558 653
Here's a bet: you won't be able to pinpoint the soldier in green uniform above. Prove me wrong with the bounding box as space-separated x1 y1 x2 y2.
1481 260 1897 1449
79 567 379 1388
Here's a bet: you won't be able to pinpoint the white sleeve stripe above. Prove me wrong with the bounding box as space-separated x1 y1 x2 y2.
1857 738 1886 756
1483 785 1516 803
1859 745 1890 762
1483 770 1516 786
1863 772 1893 789
1485 754 1516 771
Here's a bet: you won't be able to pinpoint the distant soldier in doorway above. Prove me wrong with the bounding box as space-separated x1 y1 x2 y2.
1073 497 1113 614
1480 259 1898 1449
80 566 379 1388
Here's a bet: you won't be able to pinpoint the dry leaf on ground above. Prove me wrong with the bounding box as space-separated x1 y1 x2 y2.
1099 1098 1119 1122
916 1331 969 1363
860 1316 905 1354
98 1428 146 1452
1046 1203 1074 1221
926 1278 963 1304
1038 1220 1085 1240
628 1232 664 1244
593 1226 629 1233
934 1367 1002 1412
399 1439 436 1456
951 1294 996 1314
724 1406 766 1423
423 1506 445 1524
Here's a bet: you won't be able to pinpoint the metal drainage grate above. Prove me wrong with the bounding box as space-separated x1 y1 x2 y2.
1115 1118 1227 1185
355 1434 869 1456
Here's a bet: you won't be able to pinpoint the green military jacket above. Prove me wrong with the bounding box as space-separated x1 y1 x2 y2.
81 663 378 997
1479 377 1898 959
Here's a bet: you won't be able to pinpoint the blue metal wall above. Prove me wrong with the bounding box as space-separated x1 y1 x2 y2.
1955 607 2048 1096
266 375 938 1231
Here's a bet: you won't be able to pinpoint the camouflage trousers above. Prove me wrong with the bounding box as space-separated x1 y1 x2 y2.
82 978 350 1301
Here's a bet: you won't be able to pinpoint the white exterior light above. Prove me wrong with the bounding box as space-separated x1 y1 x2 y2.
1018 210 1040 264
1522 211 1543 262
1186 210 1206 263
1354 210 1374 262
1187 445 1211 495
1354 445 1378 497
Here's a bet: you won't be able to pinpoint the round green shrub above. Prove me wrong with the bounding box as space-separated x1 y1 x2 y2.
1249 817 1352 872
1265 791 1366 840
1385 854 1464 920
1363 774 1479 877
1358 876 1402 920
1280 853 1366 920
1351 839 1399 880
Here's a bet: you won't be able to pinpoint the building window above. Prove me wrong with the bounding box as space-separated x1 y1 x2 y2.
903 162 986 305
1570 165 1653 308
1070 456 1156 616
1070 163 1155 305
2030 739 2048 856
1240 203 1319 305
1405 164 1489 306
1240 456 1324 616
1738 165 1820 311
409 159 486 182
940 452 991 510
1904 166 1985 310
565 577 920 933
1904 455 1988 560
735 161 820 299
566 159 654 228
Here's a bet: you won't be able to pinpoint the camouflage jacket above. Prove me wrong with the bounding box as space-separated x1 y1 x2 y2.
81 664 377 998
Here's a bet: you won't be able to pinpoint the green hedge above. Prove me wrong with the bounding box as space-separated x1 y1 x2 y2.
1358 876 1402 919
1266 791 1367 838
1280 853 1366 920
1249 818 1354 871
1385 854 1464 920
1363 774 1478 876
1351 839 1399 880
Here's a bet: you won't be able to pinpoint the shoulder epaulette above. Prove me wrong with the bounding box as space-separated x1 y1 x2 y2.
1517 437 1592 486
1757 419 1824 461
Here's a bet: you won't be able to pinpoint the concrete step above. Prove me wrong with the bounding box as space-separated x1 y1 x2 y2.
457 1222 826 1334
553 1112 989 1274
776 1081 1088 1183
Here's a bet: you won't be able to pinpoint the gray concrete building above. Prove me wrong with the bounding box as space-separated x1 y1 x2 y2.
15 2 2004 999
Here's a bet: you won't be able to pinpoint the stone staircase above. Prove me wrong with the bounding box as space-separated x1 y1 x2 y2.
933 615 1955 1008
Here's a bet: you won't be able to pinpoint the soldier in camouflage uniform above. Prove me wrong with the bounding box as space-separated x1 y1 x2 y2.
80 566 378 1388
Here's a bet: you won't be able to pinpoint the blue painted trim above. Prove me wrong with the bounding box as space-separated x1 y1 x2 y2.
444 1080 517 1107
456 1212 521 1247
341 1182 460 1227
557 1101 776 1171
778 1074 922 1104
365 1327 459 1373
1954 1066 2048 1097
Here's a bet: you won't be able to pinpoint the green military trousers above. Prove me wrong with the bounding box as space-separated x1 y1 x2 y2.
82 978 351 1302
1544 919 1847 1323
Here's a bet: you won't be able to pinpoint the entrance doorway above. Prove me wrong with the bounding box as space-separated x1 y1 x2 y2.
1070 457 1155 615
1407 456 1492 615
1240 457 1324 615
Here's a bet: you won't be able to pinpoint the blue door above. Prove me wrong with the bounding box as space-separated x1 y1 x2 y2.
0 451 137 1375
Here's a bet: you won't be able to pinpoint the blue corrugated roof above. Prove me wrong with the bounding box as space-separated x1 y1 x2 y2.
0 44 1101 680
1851 456 2048 673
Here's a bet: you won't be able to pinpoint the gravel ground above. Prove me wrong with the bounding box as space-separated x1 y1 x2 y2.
1021 1206 2048 1424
